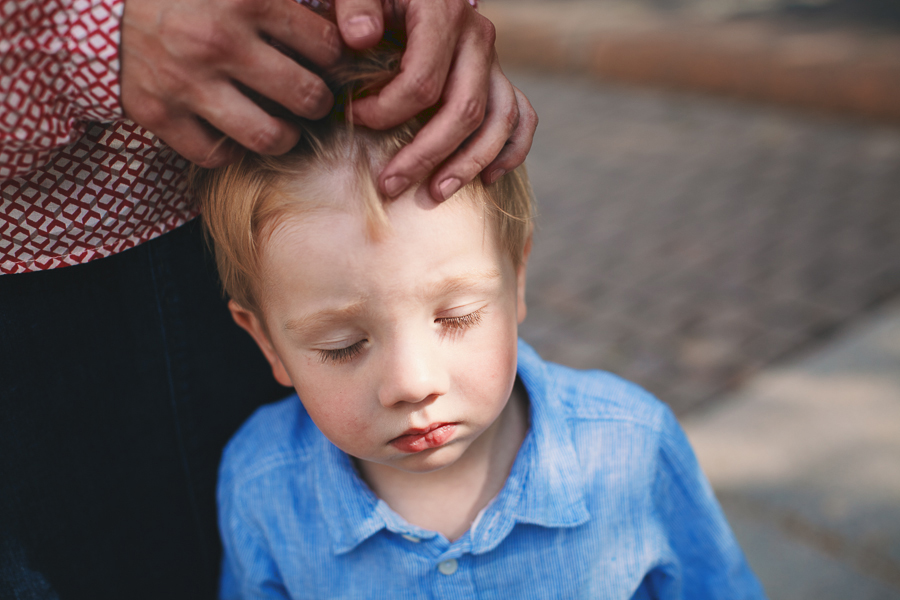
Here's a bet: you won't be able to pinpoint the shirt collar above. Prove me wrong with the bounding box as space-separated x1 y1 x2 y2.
314 338 589 555
467 339 589 554
314 433 442 555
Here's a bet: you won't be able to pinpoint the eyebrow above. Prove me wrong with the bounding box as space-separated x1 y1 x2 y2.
423 268 503 300
282 300 367 335
281 268 503 334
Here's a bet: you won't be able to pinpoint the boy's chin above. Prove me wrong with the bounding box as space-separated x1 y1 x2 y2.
398 451 463 474
361 444 467 476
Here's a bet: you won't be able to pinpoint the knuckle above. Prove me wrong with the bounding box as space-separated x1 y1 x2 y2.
319 21 341 62
158 14 232 64
154 63 194 98
294 80 331 118
200 29 233 62
528 110 539 132
409 73 443 108
246 121 283 154
520 101 539 133
501 101 520 133
186 23 233 63
447 0 466 21
135 99 171 131
503 144 529 169
456 95 486 132
463 151 491 176
408 150 440 179
477 16 497 47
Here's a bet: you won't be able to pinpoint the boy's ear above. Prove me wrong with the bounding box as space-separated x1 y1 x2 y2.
228 300 293 388
516 235 533 325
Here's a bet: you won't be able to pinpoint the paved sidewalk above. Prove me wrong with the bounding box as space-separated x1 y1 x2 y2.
514 69 900 413
682 300 900 599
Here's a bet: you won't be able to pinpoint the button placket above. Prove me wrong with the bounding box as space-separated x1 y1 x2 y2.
437 558 458 575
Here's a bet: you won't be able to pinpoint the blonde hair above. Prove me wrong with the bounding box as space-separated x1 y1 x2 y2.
191 39 534 315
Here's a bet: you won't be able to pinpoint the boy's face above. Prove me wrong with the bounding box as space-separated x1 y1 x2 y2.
231 179 529 475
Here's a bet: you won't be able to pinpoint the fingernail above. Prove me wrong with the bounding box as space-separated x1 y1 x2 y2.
383 175 409 198
344 15 377 41
488 169 506 184
438 177 461 201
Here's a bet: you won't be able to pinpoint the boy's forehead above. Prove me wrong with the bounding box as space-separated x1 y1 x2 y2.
265 183 485 248
278 162 370 211
256 182 504 286
269 166 486 237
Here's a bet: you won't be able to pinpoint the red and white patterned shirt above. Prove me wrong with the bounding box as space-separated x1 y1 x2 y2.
0 0 198 274
0 0 475 275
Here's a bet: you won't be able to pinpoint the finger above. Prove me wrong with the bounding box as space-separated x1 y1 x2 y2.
197 83 302 156
351 1 465 130
377 11 493 198
229 42 334 119
335 0 384 50
153 113 243 168
259 0 342 68
481 86 538 185
427 60 518 199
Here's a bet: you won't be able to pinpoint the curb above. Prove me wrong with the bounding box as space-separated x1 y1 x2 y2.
483 2 900 122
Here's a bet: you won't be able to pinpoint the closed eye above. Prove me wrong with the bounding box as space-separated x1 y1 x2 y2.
437 308 484 333
318 340 366 364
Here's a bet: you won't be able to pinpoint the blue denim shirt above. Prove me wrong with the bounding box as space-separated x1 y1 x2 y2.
218 340 766 599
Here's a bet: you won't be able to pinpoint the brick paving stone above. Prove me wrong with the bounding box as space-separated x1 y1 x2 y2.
513 71 900 413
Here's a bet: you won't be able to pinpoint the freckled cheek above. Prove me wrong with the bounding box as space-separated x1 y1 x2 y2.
307 399 377 449
454 325 518 397
296 377 377 447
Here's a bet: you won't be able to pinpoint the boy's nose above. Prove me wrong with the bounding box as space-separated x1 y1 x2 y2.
377 334 450 408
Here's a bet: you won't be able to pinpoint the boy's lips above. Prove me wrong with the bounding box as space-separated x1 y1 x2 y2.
390 423 456 453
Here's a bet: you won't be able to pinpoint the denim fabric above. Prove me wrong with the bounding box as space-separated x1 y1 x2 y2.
218 340 767 600
0 219 287 600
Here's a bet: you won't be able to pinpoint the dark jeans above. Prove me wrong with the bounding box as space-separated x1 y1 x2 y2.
0 219 287 599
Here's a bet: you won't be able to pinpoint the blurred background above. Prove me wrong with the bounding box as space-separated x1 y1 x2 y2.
483 0 900 597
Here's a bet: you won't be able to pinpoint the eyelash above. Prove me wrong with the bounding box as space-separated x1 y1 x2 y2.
318 342 365 365
316 308 484 365
437 308 484 331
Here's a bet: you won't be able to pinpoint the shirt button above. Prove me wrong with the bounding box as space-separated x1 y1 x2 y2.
401 534 421 543
438 559 458 575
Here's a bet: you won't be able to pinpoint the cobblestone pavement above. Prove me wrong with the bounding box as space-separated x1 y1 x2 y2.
512 71 900 413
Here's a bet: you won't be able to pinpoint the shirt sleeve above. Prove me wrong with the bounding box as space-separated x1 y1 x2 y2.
647 408 768 600
218 462 292 600
0 0 124 179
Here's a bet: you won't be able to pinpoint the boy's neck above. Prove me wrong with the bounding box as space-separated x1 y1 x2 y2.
356 378 530 542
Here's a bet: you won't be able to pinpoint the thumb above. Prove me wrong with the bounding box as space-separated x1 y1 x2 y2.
334 0 384 50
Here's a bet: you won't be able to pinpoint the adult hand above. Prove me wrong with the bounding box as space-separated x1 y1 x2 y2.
120 0 343 168
345 0 538 201
119 0 537 195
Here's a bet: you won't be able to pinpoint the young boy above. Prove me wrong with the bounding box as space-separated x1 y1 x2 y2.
193 46 766 600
